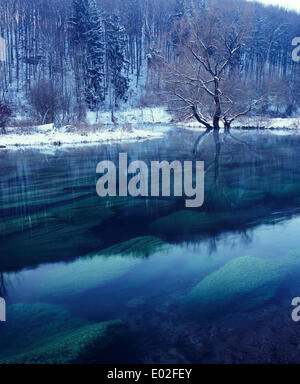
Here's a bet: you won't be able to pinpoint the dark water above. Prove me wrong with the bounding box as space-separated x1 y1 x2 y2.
1 127 300 363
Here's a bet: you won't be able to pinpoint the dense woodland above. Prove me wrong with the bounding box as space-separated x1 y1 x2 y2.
0 0 299 125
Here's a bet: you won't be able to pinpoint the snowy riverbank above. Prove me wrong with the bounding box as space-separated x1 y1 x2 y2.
183 116 300 130
98 107 300 130
1 107 300 150
231 117 300 130
0 124 164 149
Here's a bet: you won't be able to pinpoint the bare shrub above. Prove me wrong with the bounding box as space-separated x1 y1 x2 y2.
9 119 38 128
28 80 59 124
71 122 104 134
139 92 164 108
122 124 134 132
0 103 12 134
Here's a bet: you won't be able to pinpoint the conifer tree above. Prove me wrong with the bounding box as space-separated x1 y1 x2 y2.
70 0 105 111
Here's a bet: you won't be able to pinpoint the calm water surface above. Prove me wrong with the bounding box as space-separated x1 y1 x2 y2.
1 127 300 363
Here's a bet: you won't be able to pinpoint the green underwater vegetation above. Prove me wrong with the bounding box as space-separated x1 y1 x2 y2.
0 303 125 364
0 218 103 271
204 186 266 211
9 236 170 301
11 254 143 301
150 210 224 236
1 131 300 363
149 207 271 238
185 250 300 320
98 236 169 258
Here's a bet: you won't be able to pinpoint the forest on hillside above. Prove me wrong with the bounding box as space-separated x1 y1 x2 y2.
0 0 299 126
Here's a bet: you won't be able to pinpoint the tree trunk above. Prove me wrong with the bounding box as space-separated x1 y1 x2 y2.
224 121 231 132
213 78 221 130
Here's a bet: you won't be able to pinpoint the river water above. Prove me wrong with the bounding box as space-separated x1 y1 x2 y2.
1 127 300 363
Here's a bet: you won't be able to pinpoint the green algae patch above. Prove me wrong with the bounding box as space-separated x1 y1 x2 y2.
51 196 116 228
0 321 124 364
0 303 125 364
267 182 300 202
150 211 225 236
0 213 52 237
204 187 266 211
150 206 275 238
0 218 103 271
110 196 175 211
98 236 169 258
185 254 300 320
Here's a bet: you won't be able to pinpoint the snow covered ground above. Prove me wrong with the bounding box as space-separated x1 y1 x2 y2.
86 107 172 125
0 124 163 150
0 107 171 150
1 107 300 150
232 117 300 129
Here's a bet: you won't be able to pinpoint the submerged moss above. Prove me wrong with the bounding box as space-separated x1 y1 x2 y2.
109 197 177 218
52 198 115 227
0 213 51 237
98 236 168 258
150 211 226 236
0 303 125 364
0 218 103 271
267 182 300 202
150 205 276 238
204 186 266 211
185 253 300 320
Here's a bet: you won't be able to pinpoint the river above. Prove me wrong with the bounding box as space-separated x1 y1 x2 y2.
1 127 300 363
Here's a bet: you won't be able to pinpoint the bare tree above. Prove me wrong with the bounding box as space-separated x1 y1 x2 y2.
164 2 269 131
0 102 12 134
28 80 59 124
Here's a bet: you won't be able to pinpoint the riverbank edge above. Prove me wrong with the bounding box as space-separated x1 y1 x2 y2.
0 125 164 150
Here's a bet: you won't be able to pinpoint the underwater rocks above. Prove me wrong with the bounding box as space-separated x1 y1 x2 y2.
0 321 125 364
0 213 52 237
267 182 300 203
52 198 116 228
185 253 300 320
108 197 177 221
0 218 103 271
204 187 266 211
10 252 143 302
150 210 226 236
150 204 280 238
0 303 125 364
99 236 169 258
